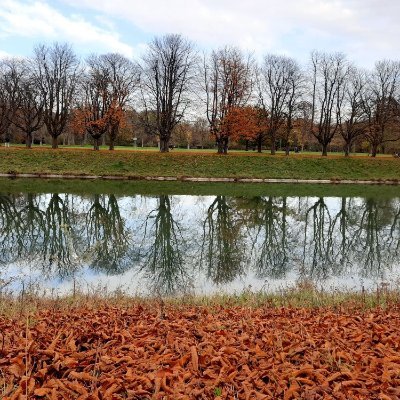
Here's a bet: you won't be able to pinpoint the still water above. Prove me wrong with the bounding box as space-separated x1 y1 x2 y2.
0 180 399 296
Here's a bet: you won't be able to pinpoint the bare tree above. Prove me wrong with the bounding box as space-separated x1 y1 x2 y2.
309 51 348 156
100 53 140 150
282 58 304 155
258 55 301 155
203 47 254 154
33 43 80 149
338 66 366 156
362 60 400 157
140 34 196 152
0 58 25 145
9 60 44 148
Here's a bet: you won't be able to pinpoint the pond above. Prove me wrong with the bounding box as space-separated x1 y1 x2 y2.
0 179 399 296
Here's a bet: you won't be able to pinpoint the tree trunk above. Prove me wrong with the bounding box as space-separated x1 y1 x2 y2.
109 123 119 150
223 138 228 154
371 144 378 157
344 142 350 157
51 136 58 149
322 143 328 156
245 140 249 151
216 138 224 154
26 132 33 149
109 137 115 151
93 137 100 151
270 139 276 155
257 136 262 153
160 137 169 153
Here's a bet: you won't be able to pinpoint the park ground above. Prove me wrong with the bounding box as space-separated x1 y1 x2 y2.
0 146 400 182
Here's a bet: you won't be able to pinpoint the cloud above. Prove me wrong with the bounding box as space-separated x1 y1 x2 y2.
61 0 400 67
0 0 135 58
1 0 399 67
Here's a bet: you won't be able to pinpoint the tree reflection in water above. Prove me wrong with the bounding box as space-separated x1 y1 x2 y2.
301 197 336 279
85 194 131 274
253 197 290 280
42 193 81 278
140 195 191 295
354 198 400 278
0 194 28 264
0 189 399 294
201 196 245 284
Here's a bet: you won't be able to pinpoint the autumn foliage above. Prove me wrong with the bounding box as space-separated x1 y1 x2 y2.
222 106 268 149
1 304 400 399
72 100 126 150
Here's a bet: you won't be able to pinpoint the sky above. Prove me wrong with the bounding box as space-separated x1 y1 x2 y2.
0 0 399 68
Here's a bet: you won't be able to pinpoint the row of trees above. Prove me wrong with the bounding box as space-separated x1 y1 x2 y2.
0 36 399 156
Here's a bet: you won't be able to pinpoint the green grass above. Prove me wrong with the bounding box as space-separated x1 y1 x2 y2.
0 147 400 182
10 143 393 157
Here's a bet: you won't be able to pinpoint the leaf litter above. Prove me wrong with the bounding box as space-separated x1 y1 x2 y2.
1 304 400 399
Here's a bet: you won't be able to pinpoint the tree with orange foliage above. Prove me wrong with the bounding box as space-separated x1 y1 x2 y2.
203 47 254 154
223 106 268 152
72 53 138 151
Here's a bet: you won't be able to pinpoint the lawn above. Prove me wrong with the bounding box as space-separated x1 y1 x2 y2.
0 147 400 182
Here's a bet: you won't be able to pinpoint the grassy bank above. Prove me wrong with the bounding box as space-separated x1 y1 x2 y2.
1 147 400 181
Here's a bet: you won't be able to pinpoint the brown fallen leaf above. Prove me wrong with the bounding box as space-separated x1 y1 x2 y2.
191 345 199 371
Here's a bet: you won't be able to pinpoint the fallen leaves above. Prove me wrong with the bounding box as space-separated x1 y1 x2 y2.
1 305 400 399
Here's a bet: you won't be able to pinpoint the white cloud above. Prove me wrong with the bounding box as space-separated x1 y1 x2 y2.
0 0 135 58
1 0 399 67
61 0 400 67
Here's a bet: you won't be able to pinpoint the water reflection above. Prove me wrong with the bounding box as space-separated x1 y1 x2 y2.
140 195 190 295
201 196 245 284
250 197 291 280
85 194 131 273
0 190 399 295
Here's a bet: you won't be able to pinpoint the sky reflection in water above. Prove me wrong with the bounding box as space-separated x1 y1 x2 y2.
0 189 399 296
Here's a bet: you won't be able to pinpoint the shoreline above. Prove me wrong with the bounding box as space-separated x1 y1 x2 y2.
1 172 400 185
